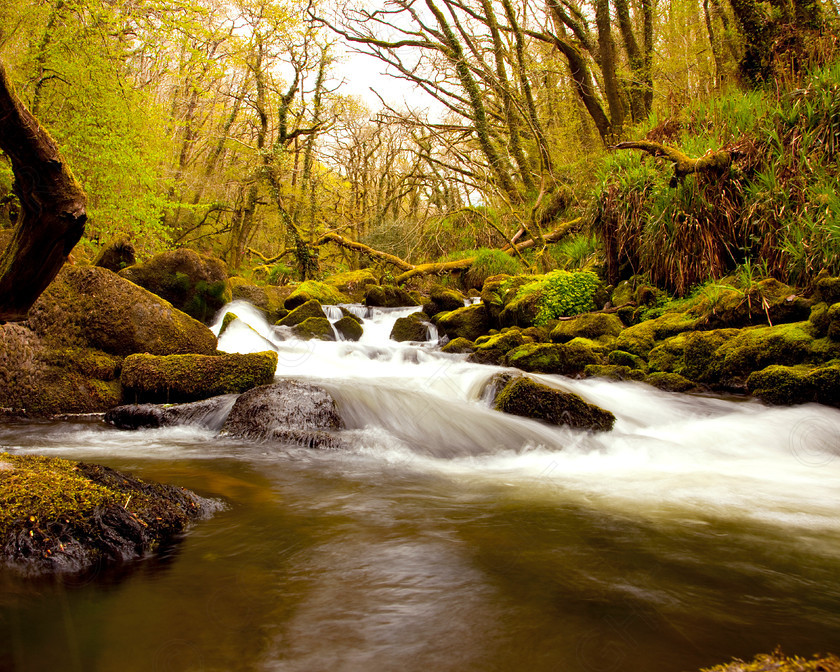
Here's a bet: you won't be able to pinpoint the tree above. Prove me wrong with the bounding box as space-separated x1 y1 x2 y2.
0 60 86 321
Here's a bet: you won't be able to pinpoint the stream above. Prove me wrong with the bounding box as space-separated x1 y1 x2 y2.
2 301 840 672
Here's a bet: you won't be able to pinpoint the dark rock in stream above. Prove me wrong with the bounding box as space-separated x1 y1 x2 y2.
105 395 238 430
0 452 220 577
220 381 346 449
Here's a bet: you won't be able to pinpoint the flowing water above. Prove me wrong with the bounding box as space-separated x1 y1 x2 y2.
2 301 840 672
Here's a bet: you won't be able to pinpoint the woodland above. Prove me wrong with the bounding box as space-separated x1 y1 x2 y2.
0 0 837 298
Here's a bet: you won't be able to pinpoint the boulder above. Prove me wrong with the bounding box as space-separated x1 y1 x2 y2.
93 239 136 273
606 349 648 371
493 377 615 432
480 274 529 327
614 312 697 357
436 304 490 342
277 299 327 327
584 364 646 382
813 272 840 306
292 317 335 341
104 395 238 430
498 282 542 328
285 280 349 310
220 381 345 449
119 249 231 323
323 269 377 303
0 324 122 415
28 265 217 357
229 278 290 322
504 341 600 376
423 285 467 318
550 312 624 343
121 351 278 403
390 312 431 342
468 328 530 366
695 278 810 329
364 284 419 307
334 316 364 341
746 362 840 407
0 453 216 576
441 337 475 354
645 372 696 392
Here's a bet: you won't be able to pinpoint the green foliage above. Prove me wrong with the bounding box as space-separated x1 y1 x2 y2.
521 270 601 325
267 262 295 285
550 233 602 270
465 248 522 288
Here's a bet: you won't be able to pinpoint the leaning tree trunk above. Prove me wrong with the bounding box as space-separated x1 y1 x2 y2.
0 60 86 322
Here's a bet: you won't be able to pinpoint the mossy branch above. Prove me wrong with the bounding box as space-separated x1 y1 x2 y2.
613 140 732 186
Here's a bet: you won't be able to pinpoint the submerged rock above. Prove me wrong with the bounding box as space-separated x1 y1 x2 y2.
119 249 231 323
104 395 238 430
0 452 218 576
221 381 345 449
121 351 278 403
493 377 615 432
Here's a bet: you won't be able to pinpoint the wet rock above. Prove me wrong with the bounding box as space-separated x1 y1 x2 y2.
104 395 238 430
119 249 231 323
323 269 378 303
550 313 624 343
390 312 431 342
121 351 278 403
285 280 350 310
436 304 490 342
584 364 646 382
423 285 466 318
364 284 419 307
493 377 615 432
335 316 363 341
292 317 335 341
221 381 344 449
469 328 530 366
0 452 217 576
93 239 135 273
441 337 474 354
746 362 840 407
504 341 600 376
277 299 327 327
645 372 696 392
29 265 217 357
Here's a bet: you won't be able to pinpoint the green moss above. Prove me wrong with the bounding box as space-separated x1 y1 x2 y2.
441 337 475 353
494 377 615 431
424 284 467 317
121 351 278 403
322 270 377 302
716 322 818 382
550 312 624 343
293 317 335 341
607 349 648 371
436 304 490 342
219 312 238 336
464 248 523 288
390 313 431 342
682 329 740 381
286 280 349 309
615 312 698 357
747 361 840 406
645 372 695 392
364 284 419 307
646 333 689 373
481 274 532 326
505 341 600 375
277 299 326 327
334 316 364 342
584 364 647 381
0 453 115 540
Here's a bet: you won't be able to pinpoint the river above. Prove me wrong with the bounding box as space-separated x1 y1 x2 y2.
1 301 840 672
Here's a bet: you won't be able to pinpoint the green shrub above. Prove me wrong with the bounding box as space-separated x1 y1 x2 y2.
521 270 601 325
465 248 522 288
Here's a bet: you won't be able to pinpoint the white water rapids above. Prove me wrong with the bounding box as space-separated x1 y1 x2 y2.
201 300 840 539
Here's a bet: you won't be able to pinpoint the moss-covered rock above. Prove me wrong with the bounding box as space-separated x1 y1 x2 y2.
809 302 831 337
364 284 419 307
423 284 467 317
505 341 600 375
219 312 238 337
701 650 840 672
645 371 696 392
229 278 290 322
277 299 327 327
468 328 530 365
93 239 135 273
293 317 335 341
607 349 648 371
681 328 740 381
494 377 615 432
323 269 378 303
0 323 123 415
829 302 840 341
441 337 475 353
695 278 810 329
498 281 542 328
481 274 531 327
0 453 215 576
583 364 646 382
335 316 364 341
29 266 217 358
119 249 231 323
550 312 624 343
814 271 840 306
121 351 278 403
285 280 350 309
436 304 490 342
390 312 431 342
614 312 697 356
646 333 689 374
746 362 840 406
610 279 636 306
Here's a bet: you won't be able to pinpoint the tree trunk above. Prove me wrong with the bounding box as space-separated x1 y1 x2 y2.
0 61 87 322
